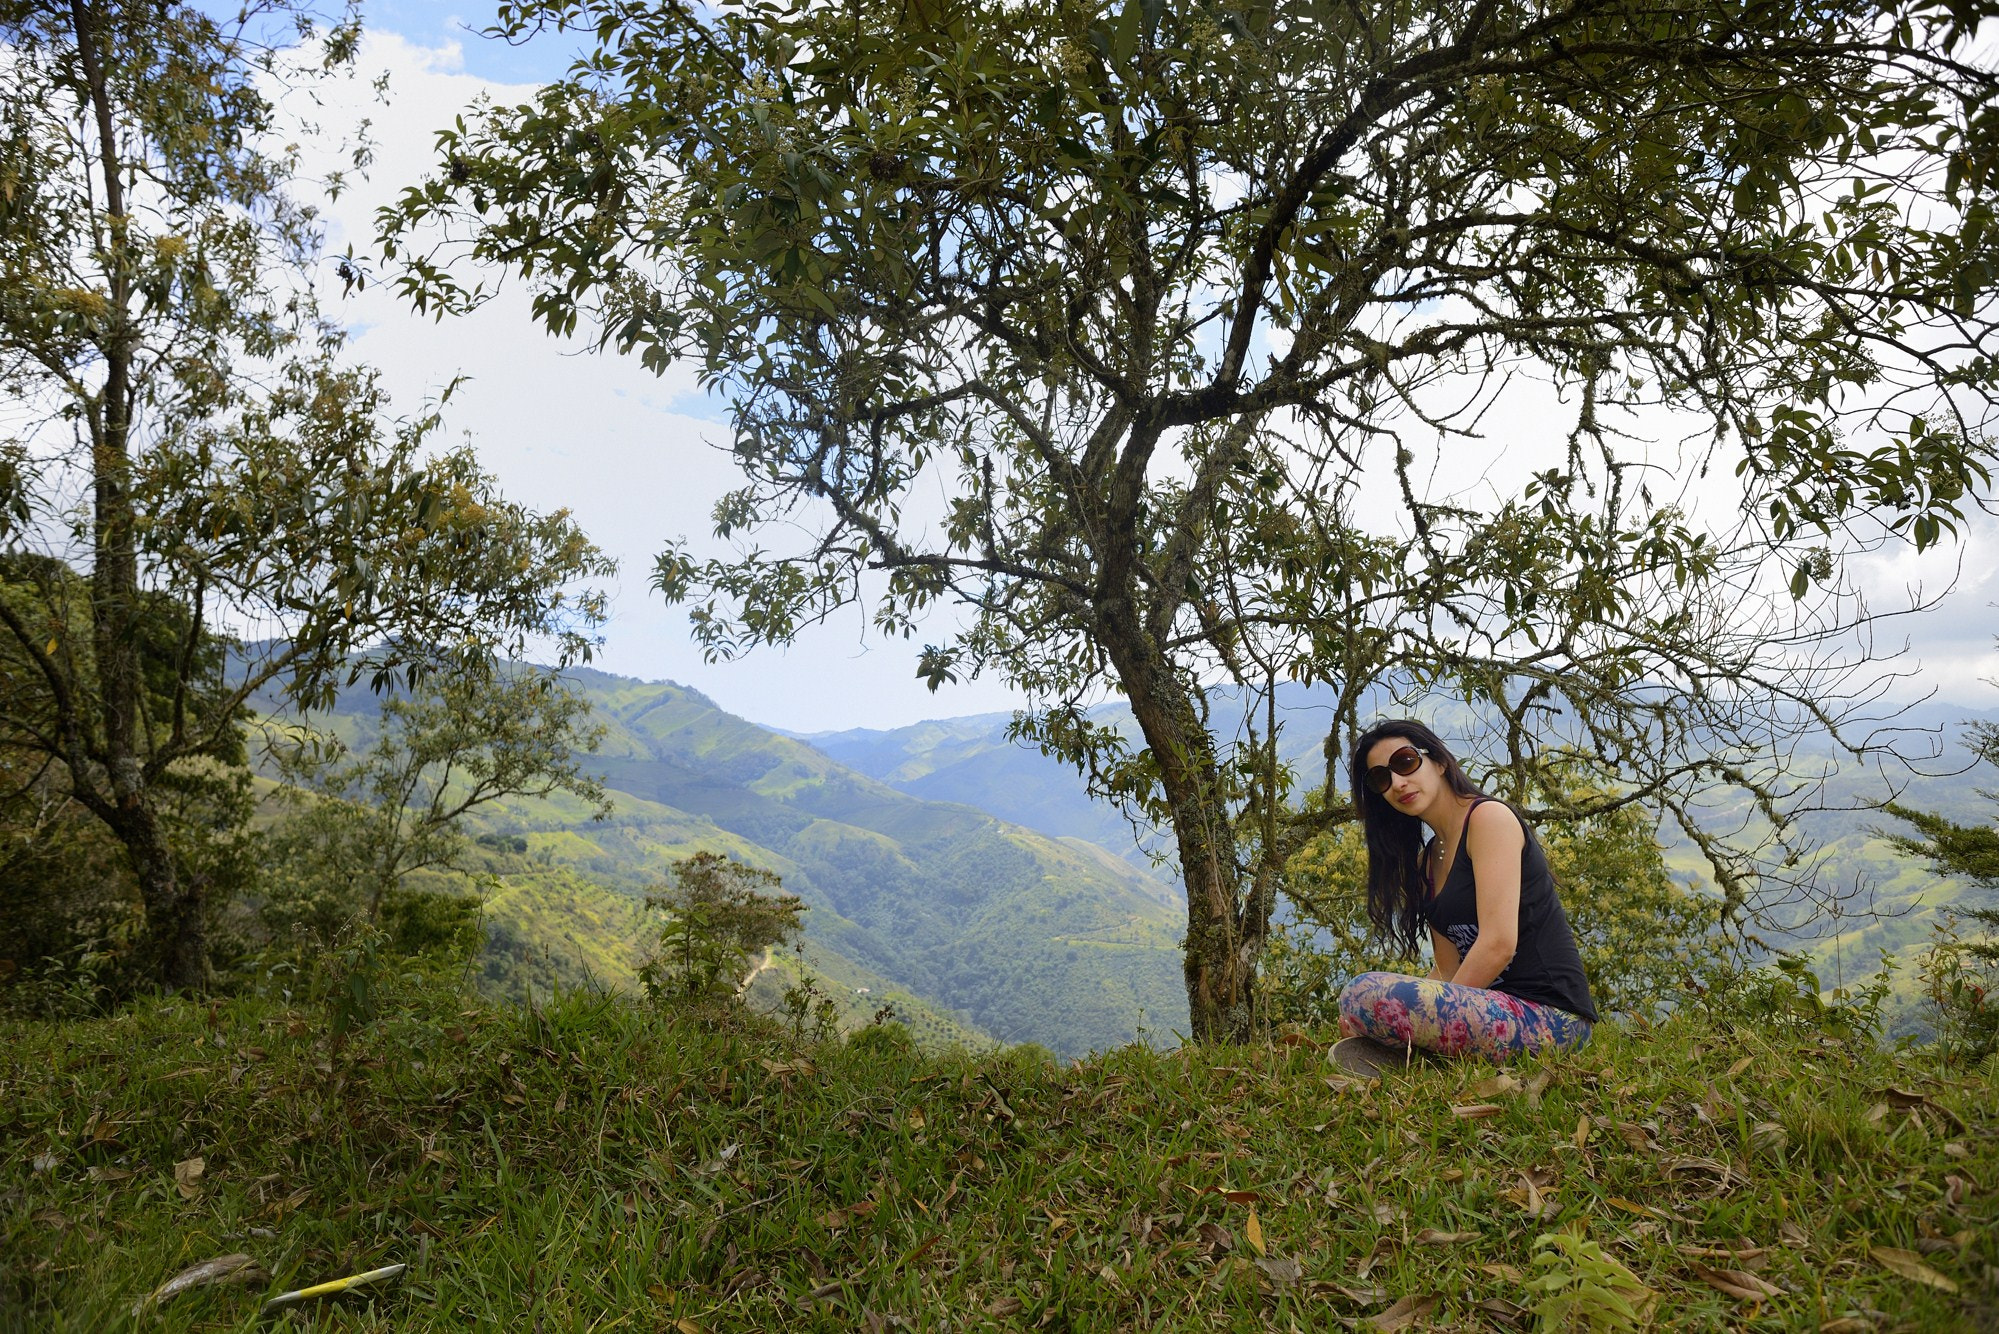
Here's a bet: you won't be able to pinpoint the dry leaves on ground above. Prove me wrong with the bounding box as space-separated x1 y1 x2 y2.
1692 1263 1783 1301
1869 1245 1958 1293
1366 1294 1440 1330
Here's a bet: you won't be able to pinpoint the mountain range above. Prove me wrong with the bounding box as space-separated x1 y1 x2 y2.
285 663 1995 1053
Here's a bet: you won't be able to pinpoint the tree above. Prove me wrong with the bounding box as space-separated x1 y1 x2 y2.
385 0 1999 1038
258 663 610 950
0 2 613 989
1883 653 1999 1061
639 851 804 1005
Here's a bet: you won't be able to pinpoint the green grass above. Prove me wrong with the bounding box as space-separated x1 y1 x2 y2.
3 985 1993 1331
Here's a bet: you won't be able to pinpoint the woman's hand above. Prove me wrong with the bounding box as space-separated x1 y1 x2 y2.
1450 801 1522 990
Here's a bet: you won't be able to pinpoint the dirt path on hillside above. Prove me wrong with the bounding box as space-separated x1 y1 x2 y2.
737 946 776 998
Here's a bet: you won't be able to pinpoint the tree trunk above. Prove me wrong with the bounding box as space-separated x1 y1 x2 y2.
118 801 207 990
1096 596 1260 1042
70 0 207 989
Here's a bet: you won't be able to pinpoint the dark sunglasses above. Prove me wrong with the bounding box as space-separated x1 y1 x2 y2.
1364 744 1430 795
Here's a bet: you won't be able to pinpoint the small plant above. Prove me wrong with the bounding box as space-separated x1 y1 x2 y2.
1523 1231 1656 1331
1690 950 1893 1043
1918 909 1999 1066
779 968 841 1044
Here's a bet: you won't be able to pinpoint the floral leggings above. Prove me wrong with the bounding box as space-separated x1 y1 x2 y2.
1337 972 1592 1060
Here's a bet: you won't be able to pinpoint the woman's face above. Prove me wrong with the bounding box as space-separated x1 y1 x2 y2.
1366 735 1448 822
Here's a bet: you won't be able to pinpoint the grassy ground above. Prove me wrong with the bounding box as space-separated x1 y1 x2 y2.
2 983 1993 1331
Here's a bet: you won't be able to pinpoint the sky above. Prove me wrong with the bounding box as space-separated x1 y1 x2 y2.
289 5 1996 733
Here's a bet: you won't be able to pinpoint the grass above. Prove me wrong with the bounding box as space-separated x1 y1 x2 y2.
2 982 1993 1332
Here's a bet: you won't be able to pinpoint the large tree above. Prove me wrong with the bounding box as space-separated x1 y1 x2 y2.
0 1 613 990
386 0 1998 1038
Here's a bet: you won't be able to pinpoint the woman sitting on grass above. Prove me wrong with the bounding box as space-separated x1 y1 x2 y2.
1334 720 1597 1066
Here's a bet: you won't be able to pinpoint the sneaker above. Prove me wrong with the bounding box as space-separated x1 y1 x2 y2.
1330 1036 1418 1077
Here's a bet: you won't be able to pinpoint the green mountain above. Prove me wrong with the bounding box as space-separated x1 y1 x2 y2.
277 667 1190 1057
806 687 1999 999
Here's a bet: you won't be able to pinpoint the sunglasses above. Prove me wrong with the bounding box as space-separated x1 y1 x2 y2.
1364 744 1430 795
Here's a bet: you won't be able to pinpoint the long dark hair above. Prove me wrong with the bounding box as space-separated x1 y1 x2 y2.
1349 719 1483 956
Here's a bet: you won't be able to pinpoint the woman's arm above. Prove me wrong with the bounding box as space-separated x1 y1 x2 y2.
1428 928 1461 982
1451 801 1523 990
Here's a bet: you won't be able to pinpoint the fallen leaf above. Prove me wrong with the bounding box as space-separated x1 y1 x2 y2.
1355 1237 1393 1279
1615 1121 1654 1152
1523 1069 1552 1105
1413 1228 1476 1245
173 1156 205 1199
89 1165 135 1183
1451 1103 1504 1119
1472 1073 1520 1098
1480 1262 1525 1282
1870 1245 1958 1293
1476 1295 1530 1327
1278 1031 1322 1050
1607 1197 1661 1217
984 1295 1023 1317
1367 1294 1440 1330
1325 1074 1369 1094
1817 1320 1873 1333
1662 1156 1733 1185
1573 1115 1591 1151
1245 1208 1266 1257
1944 1174 1971 1209
1679 1243 1769 1264
675 1319 708 1334
1942 1141 1969 1159
30 1208 68 1229
1693 1263 1782 1301
1368 1202 1402 1224
1779 1219 1810 1246
1255 1254 1303 1286
906 1106 926 1131
1750 1121 1788 1153
131 1254 265 1314
1197 1221 1233 1255
1725 1056 1754 1078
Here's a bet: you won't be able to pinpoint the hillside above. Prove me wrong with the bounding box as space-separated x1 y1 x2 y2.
269 668 1189 1057
4 983 1993 1331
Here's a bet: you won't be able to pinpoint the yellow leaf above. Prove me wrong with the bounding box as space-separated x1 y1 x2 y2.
1574 1114 1592 1151
1245 1207 1266 1257
1870 1245 1958 1293
1725 1056 1754 1078
1450 1103 1504 1119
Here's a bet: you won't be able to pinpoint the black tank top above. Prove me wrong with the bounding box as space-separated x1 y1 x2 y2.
1421 798 1597 1023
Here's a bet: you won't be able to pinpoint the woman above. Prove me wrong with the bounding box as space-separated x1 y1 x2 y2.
1334 720 1596 1066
